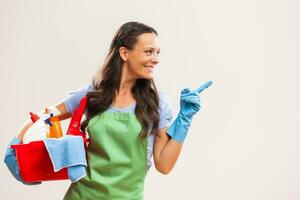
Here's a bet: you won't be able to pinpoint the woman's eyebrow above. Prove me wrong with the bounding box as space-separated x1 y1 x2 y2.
145 47 161 51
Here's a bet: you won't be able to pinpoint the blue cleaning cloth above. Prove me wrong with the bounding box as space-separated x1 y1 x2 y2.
43 135 87 183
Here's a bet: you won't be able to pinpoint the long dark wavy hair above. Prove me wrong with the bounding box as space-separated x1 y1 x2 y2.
80 22 160 139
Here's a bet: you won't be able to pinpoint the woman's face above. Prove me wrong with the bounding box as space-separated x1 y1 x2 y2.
124 33 160 80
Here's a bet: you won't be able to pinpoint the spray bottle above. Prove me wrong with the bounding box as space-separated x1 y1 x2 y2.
44 107 63 138
22 112 49 144
46 114 63 138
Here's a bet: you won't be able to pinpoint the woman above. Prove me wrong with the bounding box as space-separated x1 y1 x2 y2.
5 21 212 199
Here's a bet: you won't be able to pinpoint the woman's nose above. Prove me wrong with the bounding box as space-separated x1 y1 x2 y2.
151 54 159 65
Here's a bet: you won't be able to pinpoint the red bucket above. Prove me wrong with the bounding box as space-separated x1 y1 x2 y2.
11 96 89 183
11 141 68 182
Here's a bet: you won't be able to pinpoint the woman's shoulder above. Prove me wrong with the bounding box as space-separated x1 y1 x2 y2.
71 83 95 93
157 91 173 116
157 91 172 107
157 91 174 129
64 83 95 113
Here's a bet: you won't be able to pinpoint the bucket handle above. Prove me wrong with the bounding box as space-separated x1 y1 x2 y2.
66 96 89 141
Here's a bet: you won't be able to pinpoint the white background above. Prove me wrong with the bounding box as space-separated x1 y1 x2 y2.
1 0 300 199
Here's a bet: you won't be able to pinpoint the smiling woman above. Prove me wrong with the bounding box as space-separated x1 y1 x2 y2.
63 22 175 200
5 21 210 200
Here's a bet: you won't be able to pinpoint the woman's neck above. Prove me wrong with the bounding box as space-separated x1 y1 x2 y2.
117 63 137 95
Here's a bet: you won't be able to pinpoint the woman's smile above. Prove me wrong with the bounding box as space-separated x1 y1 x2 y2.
145 65 154 72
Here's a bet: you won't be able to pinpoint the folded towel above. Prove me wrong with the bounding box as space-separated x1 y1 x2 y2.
43 135 87 183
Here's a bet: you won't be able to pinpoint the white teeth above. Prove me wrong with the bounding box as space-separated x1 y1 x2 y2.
145 65 154 72
147 67 153 72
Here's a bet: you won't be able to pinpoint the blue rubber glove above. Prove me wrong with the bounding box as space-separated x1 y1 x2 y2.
4 137 41 185
167 81 213 143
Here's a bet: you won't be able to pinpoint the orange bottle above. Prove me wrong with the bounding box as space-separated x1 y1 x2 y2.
47 116 63 138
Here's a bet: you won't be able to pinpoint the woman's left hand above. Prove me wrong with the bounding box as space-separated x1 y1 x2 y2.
167 80 213 143
179 80 213 120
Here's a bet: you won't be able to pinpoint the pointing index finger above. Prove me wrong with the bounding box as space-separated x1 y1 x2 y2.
194 80 213 94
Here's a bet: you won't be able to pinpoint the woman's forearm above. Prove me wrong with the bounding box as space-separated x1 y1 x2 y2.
155 137 183 174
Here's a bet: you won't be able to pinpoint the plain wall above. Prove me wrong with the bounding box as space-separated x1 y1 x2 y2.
1 0 300 199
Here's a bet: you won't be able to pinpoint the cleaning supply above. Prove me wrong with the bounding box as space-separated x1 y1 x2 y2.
22 112 49 144
167 81 213 143
47 115 63 138
43 135 87 182
30 112 39 122
9 96 89 183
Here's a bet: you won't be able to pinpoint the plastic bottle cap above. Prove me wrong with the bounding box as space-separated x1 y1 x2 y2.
29 112 40 123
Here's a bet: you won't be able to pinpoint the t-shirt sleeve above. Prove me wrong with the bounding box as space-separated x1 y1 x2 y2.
63 83 94 114
158 92 174 129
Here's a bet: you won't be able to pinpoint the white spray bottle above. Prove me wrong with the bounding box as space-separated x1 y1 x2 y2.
22 112 48 144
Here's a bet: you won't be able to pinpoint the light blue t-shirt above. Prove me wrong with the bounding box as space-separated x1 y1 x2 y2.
63 83 173 170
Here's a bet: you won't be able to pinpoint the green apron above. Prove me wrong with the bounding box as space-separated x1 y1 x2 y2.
63 111 148 200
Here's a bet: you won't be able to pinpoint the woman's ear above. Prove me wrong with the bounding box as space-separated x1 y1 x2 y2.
119 47 129 61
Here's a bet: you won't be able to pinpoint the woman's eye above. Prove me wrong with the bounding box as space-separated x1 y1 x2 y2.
146 50 152 55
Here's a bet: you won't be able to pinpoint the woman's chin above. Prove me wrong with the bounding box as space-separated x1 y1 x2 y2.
138 73 154 80
144 74 154 80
